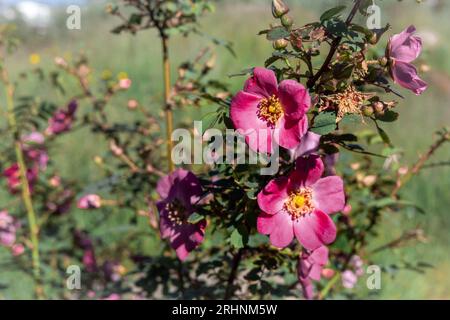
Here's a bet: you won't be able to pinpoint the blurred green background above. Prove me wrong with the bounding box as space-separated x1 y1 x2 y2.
0 0 449 299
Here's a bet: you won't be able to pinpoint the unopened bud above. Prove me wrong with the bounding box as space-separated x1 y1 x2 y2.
110 141 123 156
273 39 288 50
127 99 139 110
368 32 378 45
362 105 374 117
94 156 103 165
379 56 388 67
281 15 293 28
372 101 385 115
272 0 289 18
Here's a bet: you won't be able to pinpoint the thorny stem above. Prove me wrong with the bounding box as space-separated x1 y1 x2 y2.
1 63 44 299
391 130 450 198
162 36 175 173
224 248 244 300
307 0 364 89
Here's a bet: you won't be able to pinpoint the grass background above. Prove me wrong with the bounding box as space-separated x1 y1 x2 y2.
0 0 449 299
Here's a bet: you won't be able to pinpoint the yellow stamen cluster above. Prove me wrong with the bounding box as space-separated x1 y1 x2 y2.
284 188 314 221
257 94 283 127
166 200 186 226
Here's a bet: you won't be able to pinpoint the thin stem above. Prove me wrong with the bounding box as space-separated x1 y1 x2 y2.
162 36 175 173
318 273 340 300
224 248 244 300
391 130 450 198
307 0 364 88
1 66 43 299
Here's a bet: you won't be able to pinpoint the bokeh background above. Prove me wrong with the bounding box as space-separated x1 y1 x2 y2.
0 0 449 299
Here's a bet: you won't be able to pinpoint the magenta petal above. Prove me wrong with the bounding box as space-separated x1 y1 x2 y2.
389 25 422 63
275 116 308 150
310 246 329 265
257 176 289 215
244 67 278 98
278 80 311 120
156 175 172 199
257 211 294 248
291 155 324 188
231 91 273 153
308 264 323 281
293 210 336 250
294 131 321 157
312 176 345 214
175 244 190 261
391 60 428 95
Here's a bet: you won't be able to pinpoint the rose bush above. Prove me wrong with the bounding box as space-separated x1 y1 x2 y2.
0 0 449 300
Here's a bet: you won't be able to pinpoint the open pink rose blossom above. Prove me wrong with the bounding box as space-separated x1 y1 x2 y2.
231 67 311 153
298 246 329 300
388 25 427 95
257 155 345 250
156 169 206 261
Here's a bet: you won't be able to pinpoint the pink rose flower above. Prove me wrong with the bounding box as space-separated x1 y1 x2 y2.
257 155 345 250
0 210 18 247
77 194 102 209
231 67 310 153
387 25 427 95
298 246 329 300
3 163 38 194
46 100 78 135
156 169 206 261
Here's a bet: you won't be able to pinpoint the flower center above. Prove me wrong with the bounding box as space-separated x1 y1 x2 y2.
257 95 283 127
284 188 314 221
165 199 187 226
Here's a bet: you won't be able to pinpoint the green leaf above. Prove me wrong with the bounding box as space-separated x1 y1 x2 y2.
311 112 337 135
187 212 204 224
266 26 290 41
320 5 347 22
230 226 248 249
376 125 392 146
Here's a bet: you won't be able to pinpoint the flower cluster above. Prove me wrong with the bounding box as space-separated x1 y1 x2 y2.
0 210 25 256
3 132 48 194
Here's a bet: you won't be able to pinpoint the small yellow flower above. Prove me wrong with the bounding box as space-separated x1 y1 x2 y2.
29 53 41 65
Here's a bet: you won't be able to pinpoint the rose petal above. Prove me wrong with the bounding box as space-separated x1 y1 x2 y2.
257 211 294 248
257 176 289 215
391 60 428 95
389 25 422 63
312 176 345 214
293 210 336 250
275 116 308 150
278 80 311 120
291 155 324 188
231 91 273 153
244 67 278 98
